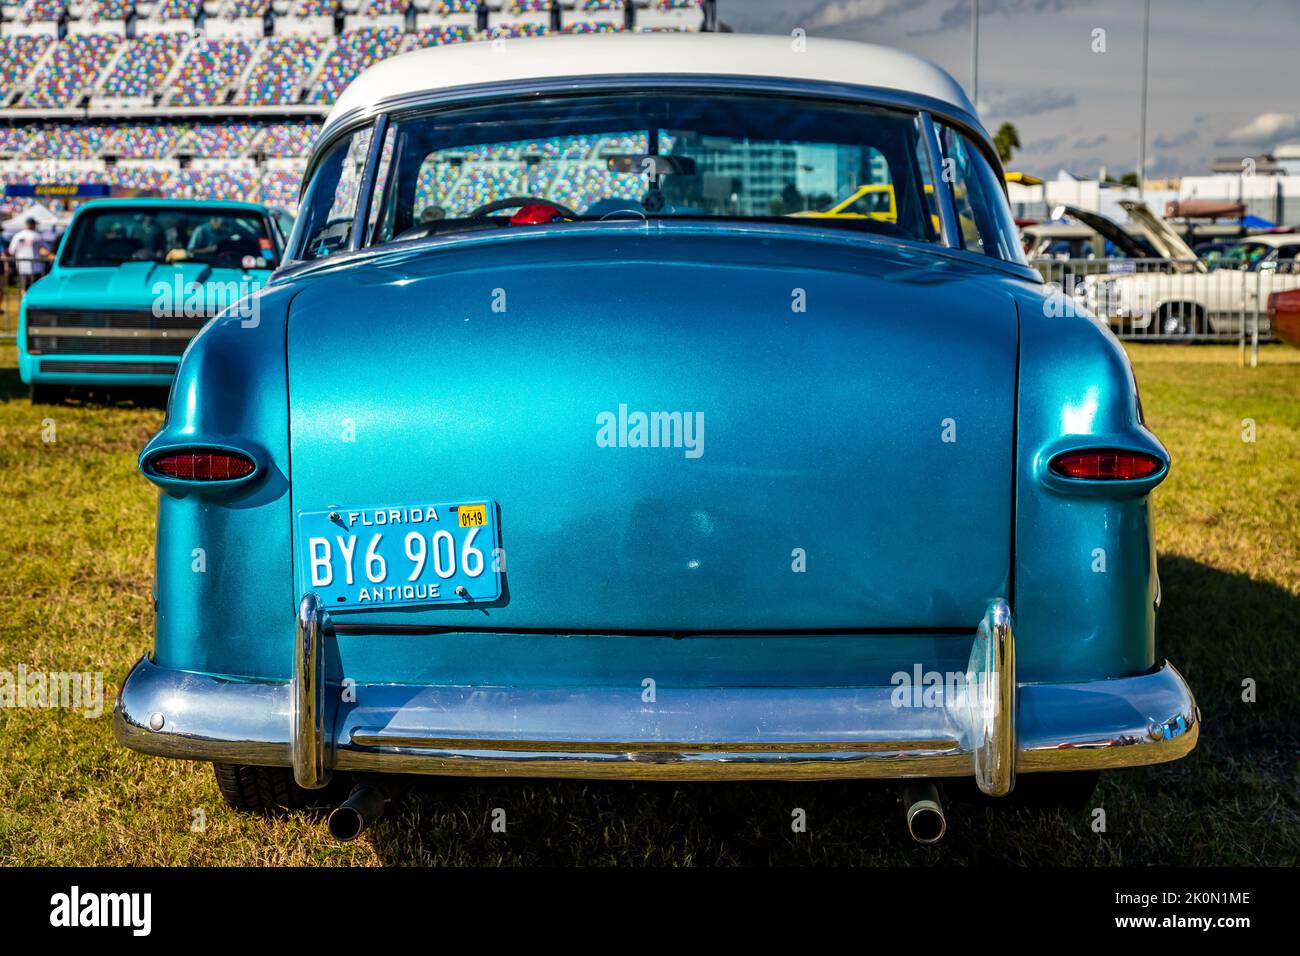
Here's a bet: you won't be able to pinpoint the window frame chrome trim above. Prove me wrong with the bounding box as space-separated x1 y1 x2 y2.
920 110 963 250
349 112 389 254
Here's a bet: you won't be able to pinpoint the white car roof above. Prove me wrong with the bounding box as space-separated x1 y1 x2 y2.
323 32 977 132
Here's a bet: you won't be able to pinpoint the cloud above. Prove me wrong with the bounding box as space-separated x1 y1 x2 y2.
915 0 1099 35
1020 136 1066 155
1216 112 1300 146
980 88 1076 118
1073 135 1108 149
805 0 924 29
1153 130 1199 149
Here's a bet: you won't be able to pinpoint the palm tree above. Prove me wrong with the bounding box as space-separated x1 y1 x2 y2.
993 122 1021 165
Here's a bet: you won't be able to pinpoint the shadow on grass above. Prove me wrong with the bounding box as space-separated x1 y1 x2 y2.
12 377 170 410
0 365 25 402
344 557 1299 866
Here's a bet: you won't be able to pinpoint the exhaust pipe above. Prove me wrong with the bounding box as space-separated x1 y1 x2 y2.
328 783 390 842
902 781 947 844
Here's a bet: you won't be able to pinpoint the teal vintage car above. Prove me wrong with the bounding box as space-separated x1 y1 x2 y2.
113 33 1198 845
18 198 281 403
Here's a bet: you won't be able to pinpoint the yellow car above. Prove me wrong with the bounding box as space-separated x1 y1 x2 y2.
790 183 898 222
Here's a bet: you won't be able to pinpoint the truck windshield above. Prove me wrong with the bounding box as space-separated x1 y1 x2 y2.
60 207 276 270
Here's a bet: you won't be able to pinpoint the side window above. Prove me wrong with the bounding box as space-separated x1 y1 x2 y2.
292 124 374 261
936 124 1024 263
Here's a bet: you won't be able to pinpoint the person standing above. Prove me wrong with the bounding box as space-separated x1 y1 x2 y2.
8 216 50 293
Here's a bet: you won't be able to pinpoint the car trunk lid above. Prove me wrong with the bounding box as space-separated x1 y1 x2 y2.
285 229 1017 631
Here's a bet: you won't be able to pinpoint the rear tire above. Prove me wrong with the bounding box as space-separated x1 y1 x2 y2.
1150 303 1206 338
213 763 330 814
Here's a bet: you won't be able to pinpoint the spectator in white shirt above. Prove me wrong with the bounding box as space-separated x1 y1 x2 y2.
8 217 50 291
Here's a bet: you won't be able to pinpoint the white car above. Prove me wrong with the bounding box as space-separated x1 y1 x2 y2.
1083 203 1300 336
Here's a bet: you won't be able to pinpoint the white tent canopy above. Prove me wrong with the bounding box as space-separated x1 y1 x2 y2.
3 203 59 233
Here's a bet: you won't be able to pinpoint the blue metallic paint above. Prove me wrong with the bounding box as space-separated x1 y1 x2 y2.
141 219 1166 688
128 77 1181 787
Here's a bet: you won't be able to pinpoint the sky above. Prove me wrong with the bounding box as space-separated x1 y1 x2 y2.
720 0 1300 179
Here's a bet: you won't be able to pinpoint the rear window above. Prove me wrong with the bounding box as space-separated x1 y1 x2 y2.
297 92 953 257
61 207 276 270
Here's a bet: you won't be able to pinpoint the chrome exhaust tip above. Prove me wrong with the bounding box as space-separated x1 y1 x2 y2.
902 781 947 844
328 784 389 842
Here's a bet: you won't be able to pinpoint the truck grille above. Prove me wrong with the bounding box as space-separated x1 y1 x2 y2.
27 334 191 356
39 360 177 375
26 307 200 357
25 308 207 331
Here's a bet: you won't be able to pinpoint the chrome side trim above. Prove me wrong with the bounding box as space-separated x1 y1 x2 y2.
291 594 332 789
28 328 199 340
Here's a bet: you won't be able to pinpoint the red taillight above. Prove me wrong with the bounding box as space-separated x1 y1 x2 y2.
1049 449 1162 480
149 450 255 481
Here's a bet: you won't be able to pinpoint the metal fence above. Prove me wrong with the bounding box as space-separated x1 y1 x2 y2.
1029 257 1289 359
0 255 55 338
1 254 1290 357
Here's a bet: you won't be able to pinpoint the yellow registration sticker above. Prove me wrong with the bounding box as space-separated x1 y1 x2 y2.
458 504 487 528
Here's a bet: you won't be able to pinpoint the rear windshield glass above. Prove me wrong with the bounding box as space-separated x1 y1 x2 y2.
386 94 938 242
300 93 959 256
61 207 276 270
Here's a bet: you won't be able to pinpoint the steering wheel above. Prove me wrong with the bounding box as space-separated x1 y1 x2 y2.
467 196 578 220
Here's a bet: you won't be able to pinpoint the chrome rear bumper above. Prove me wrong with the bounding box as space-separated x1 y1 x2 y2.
113 596 1199 794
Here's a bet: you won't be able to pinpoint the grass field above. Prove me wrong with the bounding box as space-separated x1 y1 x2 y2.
0 332 1297 866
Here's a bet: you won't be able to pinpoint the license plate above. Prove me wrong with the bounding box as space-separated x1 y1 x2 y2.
296 500 502 610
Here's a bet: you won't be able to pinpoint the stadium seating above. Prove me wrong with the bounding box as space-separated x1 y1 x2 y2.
233 36 325 105
155 0 202 18
169 38 255 106
0 34 52 102
286 0 336 15
0 1 711 210
354 0 407 14
309 27 405 104
100 124 190 158
165 166 261 200
34 124 115 159
258 164 305 206
25 33 121 108
105 164 172 192
19 0 65 22
86 0 134 18
223 0 270 14
0 126 38 156
176 123 263 156
99 33 190 101
401 25 474 50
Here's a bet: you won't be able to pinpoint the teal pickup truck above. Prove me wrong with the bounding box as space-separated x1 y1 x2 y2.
19 198 283 402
